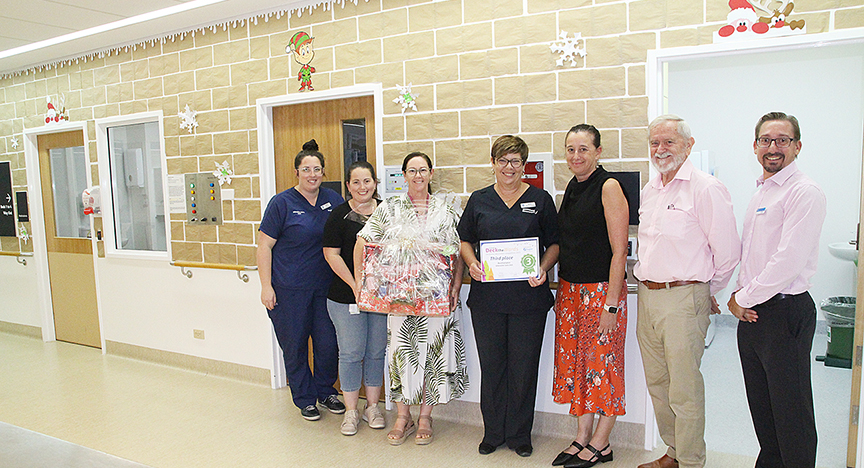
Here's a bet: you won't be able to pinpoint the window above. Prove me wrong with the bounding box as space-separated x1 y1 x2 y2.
49 146 89 238
105 121 166 252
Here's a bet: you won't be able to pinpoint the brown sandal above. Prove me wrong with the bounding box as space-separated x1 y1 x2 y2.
415 415 433 445
387 414 415 446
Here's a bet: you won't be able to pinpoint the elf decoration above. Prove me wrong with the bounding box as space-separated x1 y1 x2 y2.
716 0 805 41
287 31 316 92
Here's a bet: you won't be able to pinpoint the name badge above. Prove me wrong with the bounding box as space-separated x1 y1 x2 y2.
756 207 766 215
520 202 536 209
292 210 305 215
321 202 332 210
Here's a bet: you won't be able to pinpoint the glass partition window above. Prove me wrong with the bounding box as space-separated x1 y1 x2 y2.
49 146 88 238
107 121 166 252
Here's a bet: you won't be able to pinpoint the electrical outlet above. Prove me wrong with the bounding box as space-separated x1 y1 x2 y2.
193 329 205 340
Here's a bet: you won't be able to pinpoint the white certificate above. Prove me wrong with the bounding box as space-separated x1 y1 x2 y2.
478 237 541 282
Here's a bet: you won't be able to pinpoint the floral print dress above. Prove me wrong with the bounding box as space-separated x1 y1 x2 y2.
358 194 468 405
552 280 627 416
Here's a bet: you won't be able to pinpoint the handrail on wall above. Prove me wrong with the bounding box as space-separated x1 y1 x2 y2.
170 261 258 283
0 251 34 266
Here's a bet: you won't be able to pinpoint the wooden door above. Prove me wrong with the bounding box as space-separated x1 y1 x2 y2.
272 95 375 194
38 131 100 348
272 95 376 395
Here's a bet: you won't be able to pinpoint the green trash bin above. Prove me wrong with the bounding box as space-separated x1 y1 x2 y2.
820 296 855 365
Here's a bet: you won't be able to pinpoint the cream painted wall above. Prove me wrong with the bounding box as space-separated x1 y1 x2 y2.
0 256 41 328
96 258 273 370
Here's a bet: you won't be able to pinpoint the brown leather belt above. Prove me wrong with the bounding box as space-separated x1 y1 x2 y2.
640 280 702 290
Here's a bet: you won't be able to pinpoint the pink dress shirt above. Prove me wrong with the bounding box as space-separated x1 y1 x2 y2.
635 159 741 296
734 161 826 308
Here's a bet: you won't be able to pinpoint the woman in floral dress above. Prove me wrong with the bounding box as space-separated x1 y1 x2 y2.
355 152 467 446
552 125 630 468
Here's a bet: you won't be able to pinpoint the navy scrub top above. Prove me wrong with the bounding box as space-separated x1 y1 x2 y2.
259 187 344 290
457 184 559 315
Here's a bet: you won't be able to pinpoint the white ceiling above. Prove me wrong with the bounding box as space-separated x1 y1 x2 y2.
0 0 316 75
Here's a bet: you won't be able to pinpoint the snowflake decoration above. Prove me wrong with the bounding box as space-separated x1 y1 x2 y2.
213 160 234 186
18 224 29 244
393 83 418 113
550 31 587 67
10 136 19 149
178 104 198 133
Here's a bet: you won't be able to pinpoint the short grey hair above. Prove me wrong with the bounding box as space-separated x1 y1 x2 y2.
649 114 692 140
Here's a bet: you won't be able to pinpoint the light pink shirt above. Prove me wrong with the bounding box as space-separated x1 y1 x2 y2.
734 161 826 308
635 159 741 296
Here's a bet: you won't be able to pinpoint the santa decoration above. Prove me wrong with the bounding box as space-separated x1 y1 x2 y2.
44 96 67 124
718 0 769 37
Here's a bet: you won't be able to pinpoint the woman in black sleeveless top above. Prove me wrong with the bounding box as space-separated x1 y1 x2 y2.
552 125 630 468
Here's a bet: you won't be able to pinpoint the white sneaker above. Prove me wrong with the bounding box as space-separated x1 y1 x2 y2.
363 404 386 429
341 409 360 436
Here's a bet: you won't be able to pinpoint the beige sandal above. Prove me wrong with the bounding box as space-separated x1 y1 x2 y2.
415 415 433 445
387 414 415 446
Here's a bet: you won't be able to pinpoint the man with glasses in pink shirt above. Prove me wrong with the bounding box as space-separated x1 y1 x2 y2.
635 115 741 468
728 112 825 468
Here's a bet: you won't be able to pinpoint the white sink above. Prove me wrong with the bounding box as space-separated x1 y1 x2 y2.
829 242 858 262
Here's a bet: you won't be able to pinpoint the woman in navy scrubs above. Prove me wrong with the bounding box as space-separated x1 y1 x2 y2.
457 135 559 458
257 140 346 421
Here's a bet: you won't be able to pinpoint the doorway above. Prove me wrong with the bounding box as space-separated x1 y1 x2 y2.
36 131 100 348
256 84 384 389
272 95 375 195
649 32 864 467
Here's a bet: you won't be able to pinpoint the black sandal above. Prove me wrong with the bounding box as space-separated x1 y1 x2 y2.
563 443 613 468
552 440 584 466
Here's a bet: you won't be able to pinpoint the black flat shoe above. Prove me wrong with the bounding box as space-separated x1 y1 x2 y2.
478 442 497 455
552 441 585 466
514 444 533 457
563 444 613 468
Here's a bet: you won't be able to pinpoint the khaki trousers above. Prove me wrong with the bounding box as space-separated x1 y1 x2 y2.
637 282 711 468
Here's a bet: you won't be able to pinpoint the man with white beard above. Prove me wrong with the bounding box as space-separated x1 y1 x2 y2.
634 115 741 468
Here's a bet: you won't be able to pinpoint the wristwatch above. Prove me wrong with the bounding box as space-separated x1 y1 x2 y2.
603 304 618 315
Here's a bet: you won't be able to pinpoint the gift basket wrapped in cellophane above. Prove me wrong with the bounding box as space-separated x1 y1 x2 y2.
358 198 459 317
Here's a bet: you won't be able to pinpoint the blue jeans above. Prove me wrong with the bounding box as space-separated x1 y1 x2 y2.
326 300 387 392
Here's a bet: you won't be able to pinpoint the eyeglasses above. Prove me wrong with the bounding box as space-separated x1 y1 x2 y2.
299 166 323 174
495 158 524 168
756 137 795 148
404 168 430 176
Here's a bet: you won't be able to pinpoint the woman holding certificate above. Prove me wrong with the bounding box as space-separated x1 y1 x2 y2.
354 152 467 446
552 124 629 468
457 135 559 458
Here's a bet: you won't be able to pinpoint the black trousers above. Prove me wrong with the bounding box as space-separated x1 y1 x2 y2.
471 308 547 449
737 292 817 468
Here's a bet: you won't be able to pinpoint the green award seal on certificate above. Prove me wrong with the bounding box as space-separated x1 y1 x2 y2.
521 254 537 275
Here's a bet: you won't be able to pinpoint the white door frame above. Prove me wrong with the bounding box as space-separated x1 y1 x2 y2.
255 83 384 389
647 27 864 465
23 121 105 350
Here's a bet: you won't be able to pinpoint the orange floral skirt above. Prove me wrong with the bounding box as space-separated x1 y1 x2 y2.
553 280 627 416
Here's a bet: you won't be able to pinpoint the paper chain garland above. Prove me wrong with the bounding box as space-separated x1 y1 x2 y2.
1 0 370 79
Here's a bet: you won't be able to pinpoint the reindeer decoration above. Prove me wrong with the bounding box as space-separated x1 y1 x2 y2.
750 0 806 30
